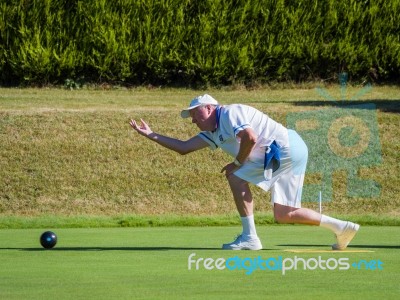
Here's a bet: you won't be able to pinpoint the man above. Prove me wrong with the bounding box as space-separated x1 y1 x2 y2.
129 94 360 250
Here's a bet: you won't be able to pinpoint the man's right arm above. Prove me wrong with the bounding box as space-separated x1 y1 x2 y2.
130 119 209 155
147 133 209 155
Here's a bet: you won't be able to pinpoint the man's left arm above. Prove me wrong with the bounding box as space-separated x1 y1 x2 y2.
221 127 257 177
235 128 257 165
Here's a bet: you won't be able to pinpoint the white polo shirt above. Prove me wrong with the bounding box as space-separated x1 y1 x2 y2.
198 104 288 161
197 104 307 207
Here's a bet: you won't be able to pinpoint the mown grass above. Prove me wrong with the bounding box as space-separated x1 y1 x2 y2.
0 226 399 299
0 213 399 229
0 86 399 227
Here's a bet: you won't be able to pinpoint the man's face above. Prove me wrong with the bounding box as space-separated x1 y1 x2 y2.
189 105 215 131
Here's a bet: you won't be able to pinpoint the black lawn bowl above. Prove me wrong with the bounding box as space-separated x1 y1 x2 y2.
40 231 57 249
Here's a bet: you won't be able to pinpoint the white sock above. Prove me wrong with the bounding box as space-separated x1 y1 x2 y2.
319 215 347 234
241 215 258 238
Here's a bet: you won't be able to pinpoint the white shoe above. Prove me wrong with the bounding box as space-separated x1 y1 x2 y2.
332 222 360 250
222 235 262 250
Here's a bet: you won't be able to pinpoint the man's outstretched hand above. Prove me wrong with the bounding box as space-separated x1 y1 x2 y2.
129 119 153 137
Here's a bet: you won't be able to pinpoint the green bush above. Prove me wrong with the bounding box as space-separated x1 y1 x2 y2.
0 0 399 86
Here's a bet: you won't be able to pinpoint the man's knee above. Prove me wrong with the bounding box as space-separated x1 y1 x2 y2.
227 173 245 185
227 174 249 191
274 212 292 224
274 204 296 224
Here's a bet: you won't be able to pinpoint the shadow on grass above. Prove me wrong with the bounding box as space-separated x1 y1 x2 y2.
291 99 400 113
0 246 279 251
0 246 220 251
253 99 400 113
277 244 400 249
2 244 397 251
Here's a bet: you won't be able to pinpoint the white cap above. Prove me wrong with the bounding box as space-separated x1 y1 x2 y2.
180 94 219 118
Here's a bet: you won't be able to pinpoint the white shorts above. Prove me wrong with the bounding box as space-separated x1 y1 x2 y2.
234 130 308 208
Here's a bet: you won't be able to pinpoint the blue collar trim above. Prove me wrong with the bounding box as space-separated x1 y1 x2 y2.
214 105 221 132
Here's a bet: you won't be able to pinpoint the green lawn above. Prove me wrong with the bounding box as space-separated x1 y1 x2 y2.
0 86 399 217
0 226 399 299
0 86 399 299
